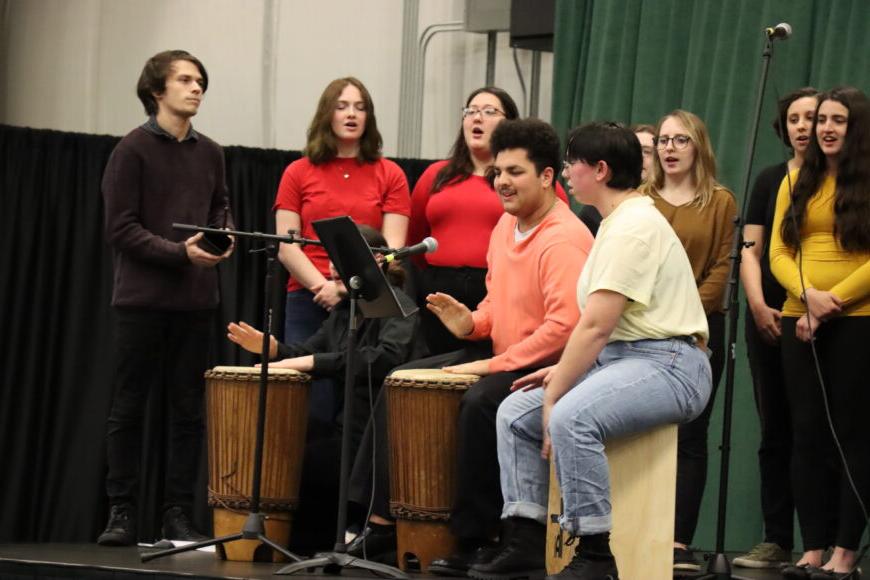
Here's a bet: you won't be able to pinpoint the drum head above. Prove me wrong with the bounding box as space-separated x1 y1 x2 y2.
206 365 311 381
388 368 479 385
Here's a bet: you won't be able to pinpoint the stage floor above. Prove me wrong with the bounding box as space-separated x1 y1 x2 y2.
0 542 858 580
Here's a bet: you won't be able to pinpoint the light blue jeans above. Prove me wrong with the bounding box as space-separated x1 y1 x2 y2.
496 338 712 535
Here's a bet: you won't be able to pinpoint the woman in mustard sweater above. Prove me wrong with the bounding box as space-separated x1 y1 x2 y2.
640 110 737 571
771 86 870 580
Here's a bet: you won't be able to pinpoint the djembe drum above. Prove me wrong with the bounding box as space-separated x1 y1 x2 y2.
205 365 311 562
546 424 678 580
386 368 480 571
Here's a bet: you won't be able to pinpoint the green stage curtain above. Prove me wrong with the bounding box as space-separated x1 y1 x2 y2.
552 0 870 552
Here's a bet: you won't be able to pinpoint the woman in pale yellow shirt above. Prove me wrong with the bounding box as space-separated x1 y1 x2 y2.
770 86 870 579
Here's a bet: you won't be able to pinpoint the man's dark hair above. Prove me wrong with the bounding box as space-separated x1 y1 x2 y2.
137 50 208 116
565 122 642 189
489 118 561 176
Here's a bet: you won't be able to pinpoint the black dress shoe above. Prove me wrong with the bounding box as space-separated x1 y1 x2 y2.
429 542 500 576
782 564 824 579
162 506 209 542
97 503 137 546
346 525 397 563
808 568 862 580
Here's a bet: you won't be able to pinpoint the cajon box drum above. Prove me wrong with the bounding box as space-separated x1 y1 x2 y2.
546 424 678 580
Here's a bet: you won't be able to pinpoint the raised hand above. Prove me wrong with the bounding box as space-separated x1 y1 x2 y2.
426 292 473 338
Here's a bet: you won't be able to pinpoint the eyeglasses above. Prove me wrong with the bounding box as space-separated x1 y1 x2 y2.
462 106 505 119
654 135 692 150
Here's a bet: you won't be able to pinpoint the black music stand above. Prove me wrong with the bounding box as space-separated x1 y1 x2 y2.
276 216 413 577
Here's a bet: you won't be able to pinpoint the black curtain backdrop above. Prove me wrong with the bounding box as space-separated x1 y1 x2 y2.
0 123 433 543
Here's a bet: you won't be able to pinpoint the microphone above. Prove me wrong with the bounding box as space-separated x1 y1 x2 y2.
764 22 792 40
384 237 438 262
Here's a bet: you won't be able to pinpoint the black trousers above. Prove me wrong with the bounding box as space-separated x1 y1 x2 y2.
417 266 488 356
674 311 725 545
349 343 529 540
781 316 870 551
104 307 212 511
744 308 794 549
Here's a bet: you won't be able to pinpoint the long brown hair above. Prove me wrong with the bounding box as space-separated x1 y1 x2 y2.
781 86 870 252
640 110 731 208
303 77 383 165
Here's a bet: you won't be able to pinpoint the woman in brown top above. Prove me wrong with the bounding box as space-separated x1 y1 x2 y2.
640 109 737 572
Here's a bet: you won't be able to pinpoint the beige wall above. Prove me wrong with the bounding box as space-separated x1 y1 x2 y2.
0 0 553 157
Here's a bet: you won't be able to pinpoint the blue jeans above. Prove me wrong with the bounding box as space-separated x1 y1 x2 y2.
496 338 712 535
284 289 333 429
284 289 329 343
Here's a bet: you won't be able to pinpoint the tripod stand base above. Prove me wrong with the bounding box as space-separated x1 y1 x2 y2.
140 512 302 564
214 507 292 561
696 552 733 579
275 551 410 577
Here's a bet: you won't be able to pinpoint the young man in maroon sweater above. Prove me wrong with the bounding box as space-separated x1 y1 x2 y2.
97 50 233 547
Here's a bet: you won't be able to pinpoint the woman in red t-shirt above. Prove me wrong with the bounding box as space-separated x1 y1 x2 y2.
407 87 519 355
274 77 410 348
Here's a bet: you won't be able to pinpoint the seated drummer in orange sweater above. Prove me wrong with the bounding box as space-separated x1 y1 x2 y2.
347 118 594 573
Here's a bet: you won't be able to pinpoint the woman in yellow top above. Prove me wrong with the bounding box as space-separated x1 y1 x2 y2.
640 110 737 571
770 86 870 580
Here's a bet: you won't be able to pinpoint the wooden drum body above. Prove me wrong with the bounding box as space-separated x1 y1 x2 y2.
386 368 479 571
205 365 311 562
546 424 678 580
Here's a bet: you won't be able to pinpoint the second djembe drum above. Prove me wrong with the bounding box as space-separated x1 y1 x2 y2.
386 368 480 571
205 365 311 562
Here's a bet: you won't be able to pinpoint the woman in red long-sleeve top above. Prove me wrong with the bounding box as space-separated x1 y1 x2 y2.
412 87 556 355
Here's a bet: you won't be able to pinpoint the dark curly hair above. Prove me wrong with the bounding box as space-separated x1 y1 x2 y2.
489 118 561 177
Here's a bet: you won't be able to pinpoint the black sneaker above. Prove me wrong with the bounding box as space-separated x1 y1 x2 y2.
468 518 546 580
161 506 209 542
673 547 701 572
429 541 500 576
97 503 137 546
547 551 619 580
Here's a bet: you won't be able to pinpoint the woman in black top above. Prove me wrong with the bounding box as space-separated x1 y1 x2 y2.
733 87 818 569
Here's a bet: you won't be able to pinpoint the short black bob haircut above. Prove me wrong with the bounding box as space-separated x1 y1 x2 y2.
564 122 642 190
489 118 562 176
